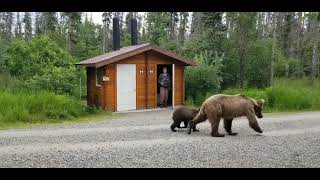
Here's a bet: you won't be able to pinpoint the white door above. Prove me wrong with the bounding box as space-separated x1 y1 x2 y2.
117 64 136 111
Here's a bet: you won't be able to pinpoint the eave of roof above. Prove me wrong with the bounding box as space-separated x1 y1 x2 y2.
75 43 196 68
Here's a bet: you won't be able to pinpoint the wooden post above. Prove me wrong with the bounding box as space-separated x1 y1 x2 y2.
145 51 148 109
79 77 82 101
172 64 175 108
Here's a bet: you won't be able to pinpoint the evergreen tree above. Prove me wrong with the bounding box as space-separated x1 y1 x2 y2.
65 12 82 56
14 12 22 39
23 12 32 40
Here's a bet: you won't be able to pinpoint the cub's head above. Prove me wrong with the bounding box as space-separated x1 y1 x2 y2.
254 99 265 118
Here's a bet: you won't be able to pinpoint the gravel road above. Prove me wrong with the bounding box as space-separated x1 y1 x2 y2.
0 110 320 168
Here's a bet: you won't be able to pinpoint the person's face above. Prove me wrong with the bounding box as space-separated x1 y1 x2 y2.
163 68 167 73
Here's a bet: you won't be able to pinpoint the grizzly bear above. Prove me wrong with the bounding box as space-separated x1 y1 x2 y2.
171 106 200 132
187 94 265 137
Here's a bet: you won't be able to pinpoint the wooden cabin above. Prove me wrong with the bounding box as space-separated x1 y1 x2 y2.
76 17 195 112
76 43 195 112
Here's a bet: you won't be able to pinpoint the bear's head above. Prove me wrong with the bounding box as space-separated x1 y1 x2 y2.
254 99 265 118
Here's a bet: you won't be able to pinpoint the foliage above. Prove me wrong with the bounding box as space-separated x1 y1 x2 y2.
0 74 101 125
185 50 223 106
223 78 320 112
3 36 86 97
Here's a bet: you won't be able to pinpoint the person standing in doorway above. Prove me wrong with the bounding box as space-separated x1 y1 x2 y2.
158 67 171 108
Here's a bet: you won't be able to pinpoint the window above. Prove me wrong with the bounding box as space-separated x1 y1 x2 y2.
96 68 103 86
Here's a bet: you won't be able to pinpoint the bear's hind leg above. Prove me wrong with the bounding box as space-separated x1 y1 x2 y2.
224 119 237 135
192 125 199 132
183 120 188 128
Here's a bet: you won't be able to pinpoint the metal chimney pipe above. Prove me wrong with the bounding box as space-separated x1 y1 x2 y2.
113 17 120 51
131 18 138 45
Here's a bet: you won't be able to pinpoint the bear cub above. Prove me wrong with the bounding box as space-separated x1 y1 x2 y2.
171 106 200 132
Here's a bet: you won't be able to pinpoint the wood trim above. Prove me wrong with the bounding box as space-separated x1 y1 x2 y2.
154 64 157 108
182 66 185 104
145 52 148 109
114 64 117 112
172 64 175 108
76 43 196 67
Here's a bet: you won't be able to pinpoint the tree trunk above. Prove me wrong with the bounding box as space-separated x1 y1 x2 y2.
270 12 278 86
311 42 318 81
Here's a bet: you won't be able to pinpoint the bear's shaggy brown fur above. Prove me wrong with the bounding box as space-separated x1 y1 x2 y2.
188 94 265 137
171 106 200 132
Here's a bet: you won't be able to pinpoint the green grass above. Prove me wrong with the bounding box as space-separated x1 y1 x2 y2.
0 111 120 130
187 78 320 113
0 89 120 129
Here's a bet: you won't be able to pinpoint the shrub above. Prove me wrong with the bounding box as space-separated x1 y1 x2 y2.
185 50 223 106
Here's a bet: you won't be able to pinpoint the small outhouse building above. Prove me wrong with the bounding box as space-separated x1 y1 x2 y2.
76 17 195 112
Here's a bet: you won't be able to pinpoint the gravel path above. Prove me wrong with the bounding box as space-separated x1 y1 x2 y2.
0 110 320 168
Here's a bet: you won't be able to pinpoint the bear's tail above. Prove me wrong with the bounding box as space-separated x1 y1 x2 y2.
187 108 207 135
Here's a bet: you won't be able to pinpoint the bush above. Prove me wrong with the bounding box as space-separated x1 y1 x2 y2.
246 39 273 88
3 36 86 97
185 50 223 106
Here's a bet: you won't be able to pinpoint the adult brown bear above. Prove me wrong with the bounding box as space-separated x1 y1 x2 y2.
187 94 265 137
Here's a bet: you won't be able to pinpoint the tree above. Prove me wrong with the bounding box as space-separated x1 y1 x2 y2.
282 12 295 77
14 12 22 39
145 12 171 45
169 12 178 39
65 12 82 55
233 12 257 88
178 12 189 43
4 12 13 40
23 12 32 40
310 13 320 81
43 12 58 34
102 12 112 53
35 12 41 35
190 12 203 36
270 12 279 86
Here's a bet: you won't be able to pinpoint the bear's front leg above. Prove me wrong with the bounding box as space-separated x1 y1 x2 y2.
224 118 237 136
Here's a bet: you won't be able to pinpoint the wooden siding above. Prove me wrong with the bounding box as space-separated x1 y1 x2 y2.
174 65 184 105
104 64 116 111
87 50 187 112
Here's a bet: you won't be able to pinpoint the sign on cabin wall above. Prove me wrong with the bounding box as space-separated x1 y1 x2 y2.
103 76 110 81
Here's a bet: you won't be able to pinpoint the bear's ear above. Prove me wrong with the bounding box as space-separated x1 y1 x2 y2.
257 99 265 107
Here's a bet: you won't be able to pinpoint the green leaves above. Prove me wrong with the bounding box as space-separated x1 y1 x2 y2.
185 50 223 106
3 36 83 97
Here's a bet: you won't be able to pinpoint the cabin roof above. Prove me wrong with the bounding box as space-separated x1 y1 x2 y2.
75 43 196 67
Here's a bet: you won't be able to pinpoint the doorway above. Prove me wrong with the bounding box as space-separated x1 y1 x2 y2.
157 64 173 107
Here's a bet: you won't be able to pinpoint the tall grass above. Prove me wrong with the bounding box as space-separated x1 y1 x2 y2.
0 73 98 126
186 78 320 112
0 90 92 124
223 78 320 112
